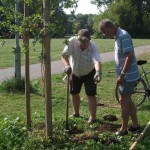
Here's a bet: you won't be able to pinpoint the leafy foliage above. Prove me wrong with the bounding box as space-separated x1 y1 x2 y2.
0 117 28 149
0 77 36 93
0 0 78 39
93 0 150 38
91 0 114 8
0 77 25 93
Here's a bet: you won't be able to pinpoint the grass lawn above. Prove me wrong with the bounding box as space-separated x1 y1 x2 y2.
0 38 150 68
0 52 150 149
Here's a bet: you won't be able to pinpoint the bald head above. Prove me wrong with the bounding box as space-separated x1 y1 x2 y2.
99 19 117 38
99 19 115 28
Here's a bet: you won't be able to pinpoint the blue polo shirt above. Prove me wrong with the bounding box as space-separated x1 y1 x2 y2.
115 28 140 82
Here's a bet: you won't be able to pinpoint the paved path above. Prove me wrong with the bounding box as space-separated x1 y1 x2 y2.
0 45 150 83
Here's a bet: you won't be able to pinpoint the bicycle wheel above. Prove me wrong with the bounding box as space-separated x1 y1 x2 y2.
115 78 147 107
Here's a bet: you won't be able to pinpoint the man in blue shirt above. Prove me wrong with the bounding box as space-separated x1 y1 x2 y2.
99 19 140 136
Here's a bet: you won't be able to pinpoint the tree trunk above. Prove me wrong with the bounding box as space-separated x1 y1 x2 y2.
23 0 31 129
14 0 21 80
43 0 52 138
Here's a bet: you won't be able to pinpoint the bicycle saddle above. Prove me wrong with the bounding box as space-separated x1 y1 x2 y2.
137 60 147 65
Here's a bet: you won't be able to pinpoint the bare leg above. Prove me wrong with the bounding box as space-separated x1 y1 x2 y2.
87 95 97 123
129 99 139 127
119 94 130 131
72 94 80 115
119 94 139 131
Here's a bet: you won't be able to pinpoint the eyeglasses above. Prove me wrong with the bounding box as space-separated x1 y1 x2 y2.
102 30 110 36
101 28 110 36
102 32 107 36
77 40 89 49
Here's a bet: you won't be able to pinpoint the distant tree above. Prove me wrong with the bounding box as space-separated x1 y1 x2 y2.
91 0 113 9
129 0 150 37
73 21 81 34
93 0 150 38
87 15 94 34
104 0 137 36
91 0 150 14
72 14 94 35
65 14 75 35
130 0 150 16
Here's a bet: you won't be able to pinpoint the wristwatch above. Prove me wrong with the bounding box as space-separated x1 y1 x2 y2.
121 71 125 76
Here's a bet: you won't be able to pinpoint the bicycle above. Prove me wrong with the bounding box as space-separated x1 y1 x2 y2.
115 60 150 107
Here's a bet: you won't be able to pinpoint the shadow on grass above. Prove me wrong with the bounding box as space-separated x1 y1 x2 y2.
137 103 150 111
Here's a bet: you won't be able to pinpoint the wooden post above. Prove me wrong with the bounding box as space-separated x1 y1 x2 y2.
129 121 150 150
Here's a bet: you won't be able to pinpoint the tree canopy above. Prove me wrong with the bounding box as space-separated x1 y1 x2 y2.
92 0 150 38
0 0 150 38
0 0 78 39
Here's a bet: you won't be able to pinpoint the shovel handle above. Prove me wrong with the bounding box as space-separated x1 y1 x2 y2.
65 74 70 130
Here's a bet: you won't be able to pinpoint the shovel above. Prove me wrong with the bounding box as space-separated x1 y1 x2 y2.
65 74 70 132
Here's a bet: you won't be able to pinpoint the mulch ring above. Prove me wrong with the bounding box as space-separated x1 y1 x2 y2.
68 115 121 145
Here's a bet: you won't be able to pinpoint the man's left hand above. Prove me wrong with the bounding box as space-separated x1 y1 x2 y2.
94 70 102 83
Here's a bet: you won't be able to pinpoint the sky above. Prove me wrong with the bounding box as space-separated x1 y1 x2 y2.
64 0 100 15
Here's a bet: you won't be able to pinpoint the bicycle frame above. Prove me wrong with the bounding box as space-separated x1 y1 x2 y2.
115 60 150 107
141 66 150 87
140 65 150 98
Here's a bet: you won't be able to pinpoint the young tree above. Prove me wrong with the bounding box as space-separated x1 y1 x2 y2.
14 0 21 80
23 0 31 129
0 0 78 138
43 0 52 138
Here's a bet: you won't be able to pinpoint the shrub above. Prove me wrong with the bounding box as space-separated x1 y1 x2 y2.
0 77 36 93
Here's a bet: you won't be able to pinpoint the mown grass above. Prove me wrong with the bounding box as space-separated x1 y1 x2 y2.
0 38 150 68
0 53 150 149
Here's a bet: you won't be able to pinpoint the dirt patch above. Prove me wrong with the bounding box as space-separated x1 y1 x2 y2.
68 128 84 134
101 137 120 145
98 123 120 133
70 133 99 143
97 103 105 106
103 114 118 121
68 122 121 145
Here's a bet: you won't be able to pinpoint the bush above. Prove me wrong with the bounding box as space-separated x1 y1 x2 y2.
0 77 36 93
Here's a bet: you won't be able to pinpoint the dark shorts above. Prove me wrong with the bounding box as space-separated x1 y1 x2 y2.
119 80 137 95
70 69 96 96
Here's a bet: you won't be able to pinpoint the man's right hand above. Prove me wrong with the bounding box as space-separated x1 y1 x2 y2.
64 65 72 75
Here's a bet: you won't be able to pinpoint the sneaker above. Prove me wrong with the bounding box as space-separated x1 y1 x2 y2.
70 114 80 118
128 126 141 132
115 130 128 136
